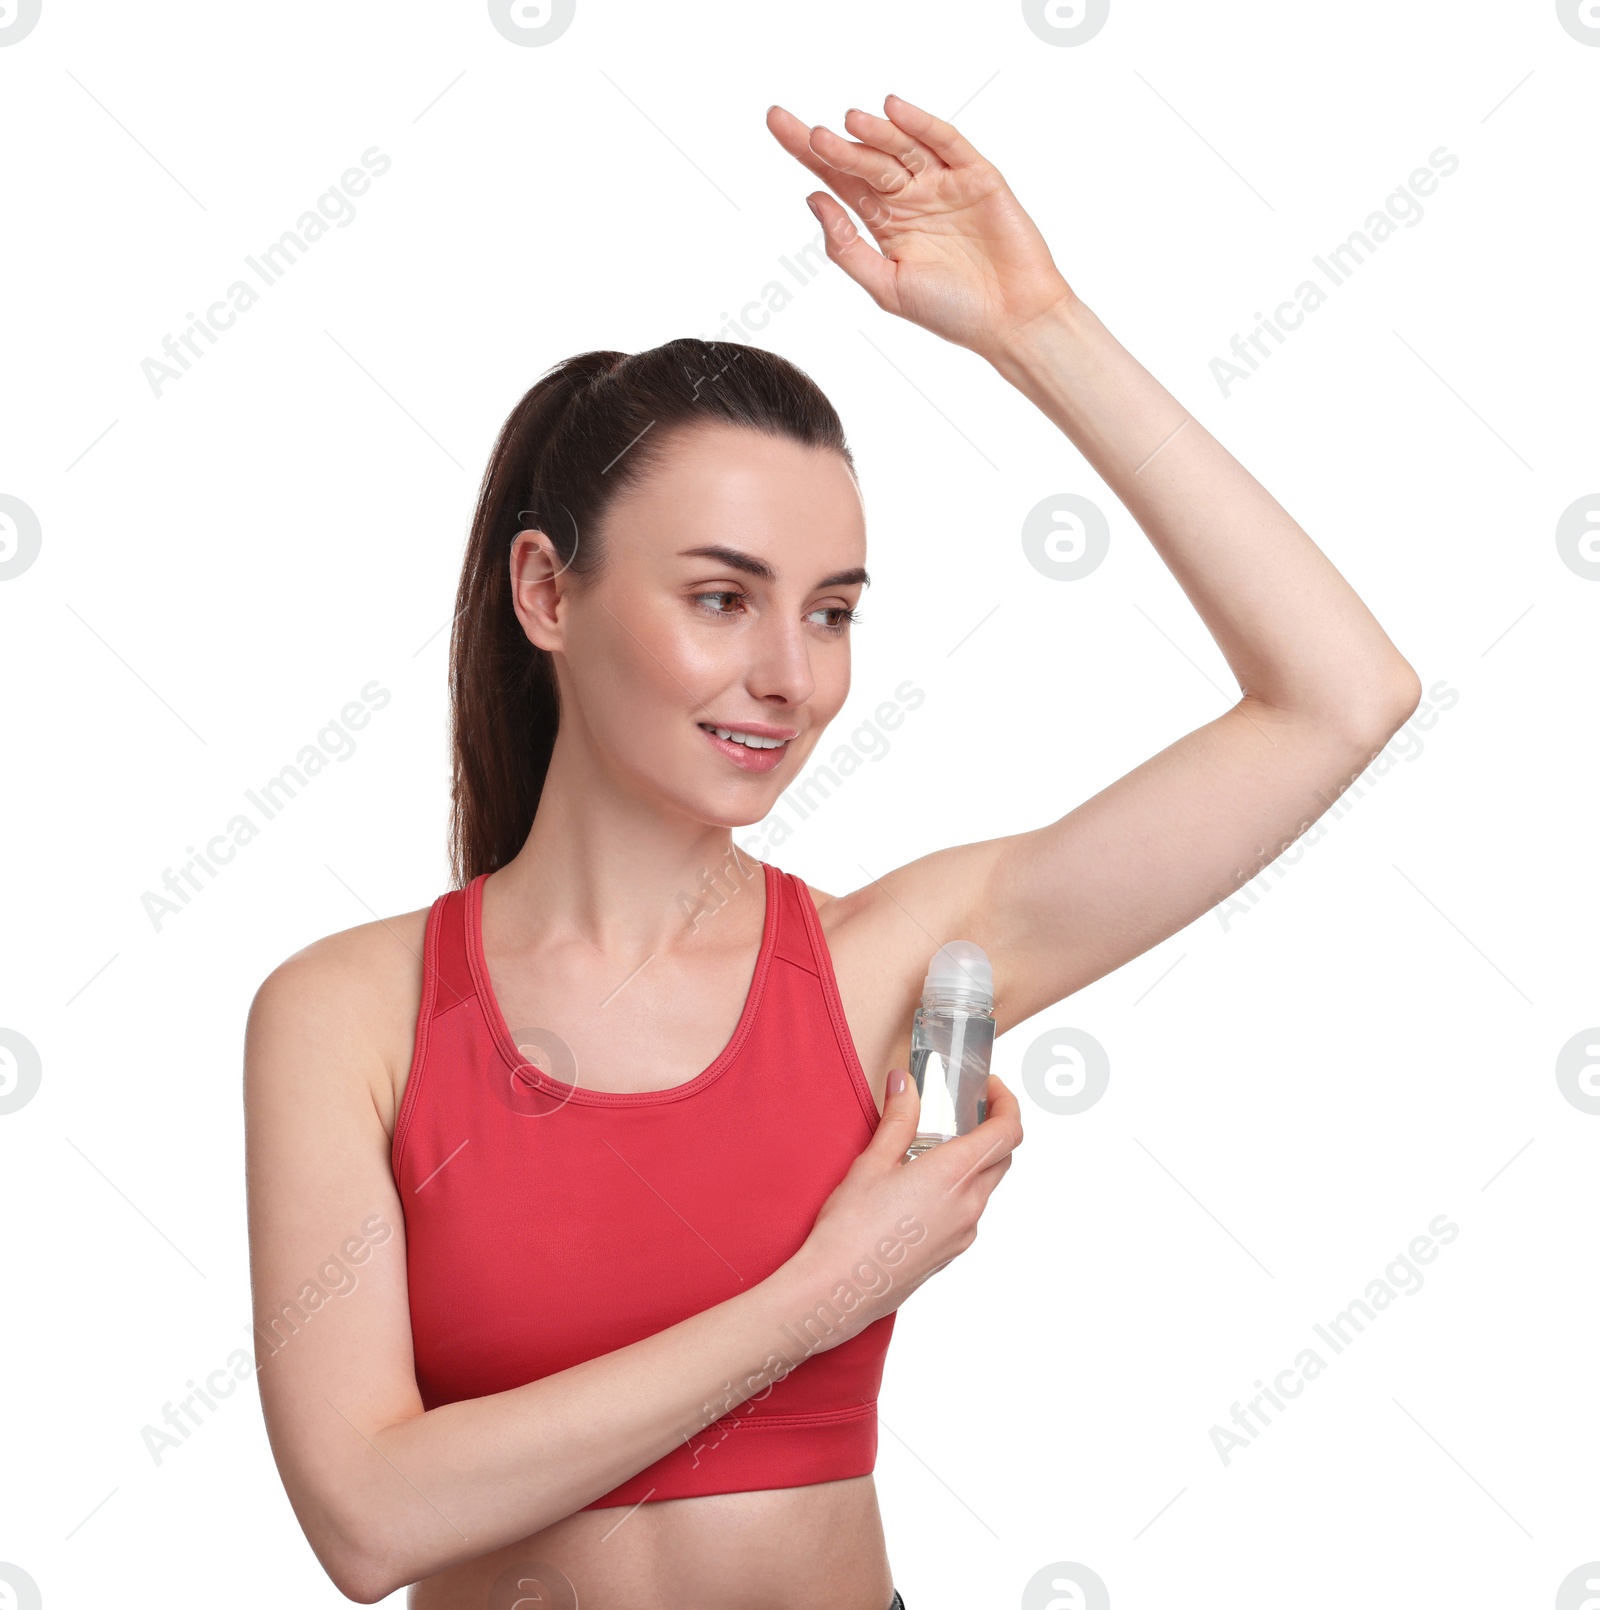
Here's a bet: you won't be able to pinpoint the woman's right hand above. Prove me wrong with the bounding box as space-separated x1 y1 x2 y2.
787 1067 1024 1351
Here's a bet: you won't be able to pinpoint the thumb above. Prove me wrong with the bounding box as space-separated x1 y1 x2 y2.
869 1066 920 1152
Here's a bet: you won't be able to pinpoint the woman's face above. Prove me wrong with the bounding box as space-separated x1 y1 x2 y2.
513 423 869 826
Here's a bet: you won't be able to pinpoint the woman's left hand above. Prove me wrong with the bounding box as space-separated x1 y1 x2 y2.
766 94 1075 361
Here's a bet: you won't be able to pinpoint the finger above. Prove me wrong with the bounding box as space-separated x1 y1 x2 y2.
807 191 898 312
841 106 944 182
969 1155 1016 1213
807 121 916 195
865 1066 921 1158
766 104 898 234
881 93 987 168
944 1123 1022 1193
936 1089 1023 1188
979 1074 1023 1134
955 1148 1017 1216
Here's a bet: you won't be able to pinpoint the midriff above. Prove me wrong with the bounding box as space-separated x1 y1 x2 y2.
405 1474 895 1610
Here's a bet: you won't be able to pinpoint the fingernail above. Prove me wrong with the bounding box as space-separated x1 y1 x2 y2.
890 1068 905 1095
805 195 822 221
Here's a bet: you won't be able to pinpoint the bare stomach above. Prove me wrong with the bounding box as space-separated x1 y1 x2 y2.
405 1475 895 1610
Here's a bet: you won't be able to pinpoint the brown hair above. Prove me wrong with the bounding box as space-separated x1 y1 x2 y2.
447 337 855 886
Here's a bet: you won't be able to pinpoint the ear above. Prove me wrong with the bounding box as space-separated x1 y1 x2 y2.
509 529 569 651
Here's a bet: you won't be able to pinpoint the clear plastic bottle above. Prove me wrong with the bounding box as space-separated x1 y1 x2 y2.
906 940 995 1159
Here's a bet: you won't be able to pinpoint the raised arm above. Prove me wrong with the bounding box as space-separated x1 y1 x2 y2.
766 94 1420 1029
243 931 1017 1601
959 294 1417 1024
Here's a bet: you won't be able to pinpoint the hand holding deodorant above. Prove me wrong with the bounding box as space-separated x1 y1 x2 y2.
906 939 995 1159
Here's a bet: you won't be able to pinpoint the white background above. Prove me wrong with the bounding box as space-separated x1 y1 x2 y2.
2 1 1596 1605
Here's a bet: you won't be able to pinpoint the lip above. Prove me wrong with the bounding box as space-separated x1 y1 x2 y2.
697 719 799 741
697 719 796 774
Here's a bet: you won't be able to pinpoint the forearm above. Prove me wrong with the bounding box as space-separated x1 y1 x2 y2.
336 1253 843 1600
985 297 1420 731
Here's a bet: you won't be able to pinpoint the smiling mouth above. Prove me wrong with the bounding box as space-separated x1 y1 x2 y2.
697 722 793 771
697 723 790 749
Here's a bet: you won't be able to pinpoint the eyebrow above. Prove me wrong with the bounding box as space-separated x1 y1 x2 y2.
676 544 870 590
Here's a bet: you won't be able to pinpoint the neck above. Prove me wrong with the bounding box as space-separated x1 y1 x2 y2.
484 722 766 958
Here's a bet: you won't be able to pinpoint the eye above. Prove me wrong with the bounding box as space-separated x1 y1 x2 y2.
692 591 861 634
809 605 862 634
692 589 749 618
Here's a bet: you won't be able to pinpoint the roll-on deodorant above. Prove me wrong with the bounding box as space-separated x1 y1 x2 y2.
906 940 994 1159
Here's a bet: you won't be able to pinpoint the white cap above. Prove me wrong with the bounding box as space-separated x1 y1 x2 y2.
921 940 994 1008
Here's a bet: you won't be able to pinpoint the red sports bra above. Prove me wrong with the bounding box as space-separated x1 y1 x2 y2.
390 857 899 1508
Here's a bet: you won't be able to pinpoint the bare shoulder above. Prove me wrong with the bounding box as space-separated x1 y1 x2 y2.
245 901 433 1137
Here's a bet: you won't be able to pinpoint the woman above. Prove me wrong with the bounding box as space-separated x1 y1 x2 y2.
244 94 1420 1607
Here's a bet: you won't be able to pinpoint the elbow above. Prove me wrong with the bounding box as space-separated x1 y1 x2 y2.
325 1539 401 1606
260 1394 427 1601
1342 658 1423 752
303 1493 407 1604
341 1573 400 1607
1381 659 1425 735
269 1408 437 1603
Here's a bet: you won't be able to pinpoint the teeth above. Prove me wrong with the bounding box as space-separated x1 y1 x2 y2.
706 725 785 749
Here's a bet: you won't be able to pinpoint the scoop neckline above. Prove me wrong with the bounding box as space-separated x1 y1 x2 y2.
466 859 779 1108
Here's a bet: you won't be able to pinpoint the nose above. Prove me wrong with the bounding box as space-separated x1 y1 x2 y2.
748 611 818 710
